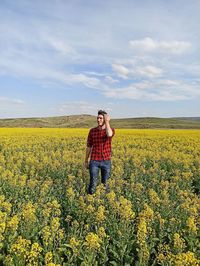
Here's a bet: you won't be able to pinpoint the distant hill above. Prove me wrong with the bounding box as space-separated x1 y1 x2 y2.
0 115 200 129
174 117 200 121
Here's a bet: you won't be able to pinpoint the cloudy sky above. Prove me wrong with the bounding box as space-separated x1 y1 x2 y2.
0 0 200 118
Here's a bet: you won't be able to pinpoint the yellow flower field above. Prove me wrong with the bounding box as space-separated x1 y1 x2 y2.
0 128 199 265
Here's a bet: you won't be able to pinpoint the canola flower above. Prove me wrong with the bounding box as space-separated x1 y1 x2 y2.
173 233 186 253
68 237 80 255
139 203 154 222
0 128 199 265
84 232 102 250
66 187 75 201
26 242 43 265
148 188 160 205
137 218 148 245
0 211 6 248
45 252 53 264
6 215 19 232
21 201 37 223
41 226 52 246
172 251 199 265
136 217 150 264
186 216 198 234
95 205 106 223
97 226 107 239
10 236 31 261
156 244 173 264
117 196 135 221
69 237 80 248
85 204 95 214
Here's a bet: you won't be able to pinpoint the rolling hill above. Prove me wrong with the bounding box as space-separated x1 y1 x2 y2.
0 115 200 129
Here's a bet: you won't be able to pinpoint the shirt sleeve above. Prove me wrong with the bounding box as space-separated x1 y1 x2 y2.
87 129 93 147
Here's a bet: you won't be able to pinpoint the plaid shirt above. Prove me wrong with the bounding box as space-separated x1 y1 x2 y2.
87 127 115 161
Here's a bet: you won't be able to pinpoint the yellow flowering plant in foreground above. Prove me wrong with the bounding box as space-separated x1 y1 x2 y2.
0 128 199 265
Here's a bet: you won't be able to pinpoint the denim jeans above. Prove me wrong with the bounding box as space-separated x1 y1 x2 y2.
88 160 111 194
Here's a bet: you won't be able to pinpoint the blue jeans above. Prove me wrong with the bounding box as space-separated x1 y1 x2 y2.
88 160 111 194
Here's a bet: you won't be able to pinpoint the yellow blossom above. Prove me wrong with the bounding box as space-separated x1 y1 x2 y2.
117 196 135 221
106 191 116 202
65 215 73 222
66 187 75 201
85 232 102 250
21 202 36 223
172 251 199 266
186 216 197 234
50 217 60 233
173 233 186 252
69 236 80 253
78 196 86 209
1 201 12 213
45 252 53 264
86 194 95 204
4 255 13 265
148 188 160 205
72 220 79 227
67 174 75 184
137 218 148 245
86 204 95 214
27 179 38 189
134 183 144 195
97 227 107 239
6 215 19 231
10 236 31 259
41 226 52 245
139 204 154 221
26 242 43 265
95 205 106 223
156 244 172 264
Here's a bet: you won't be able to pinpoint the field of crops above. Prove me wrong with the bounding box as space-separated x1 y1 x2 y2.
0 128 199 266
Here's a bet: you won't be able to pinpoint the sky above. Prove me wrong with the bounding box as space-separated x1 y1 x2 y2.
0 0 200 119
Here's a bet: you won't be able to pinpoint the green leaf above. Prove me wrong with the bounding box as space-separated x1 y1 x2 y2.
109 249 120 260
109 261 118 266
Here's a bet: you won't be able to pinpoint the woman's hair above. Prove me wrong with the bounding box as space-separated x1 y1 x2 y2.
98 110 107 116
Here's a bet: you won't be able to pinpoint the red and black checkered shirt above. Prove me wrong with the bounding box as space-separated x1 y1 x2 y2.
87 127 115 161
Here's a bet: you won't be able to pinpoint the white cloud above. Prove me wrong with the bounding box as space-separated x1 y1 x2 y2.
0 97 24 105
130 37 157 53
83 71 109 77
129 37 191 55
134 65 163 78
158 79 180 86
112 64 129 79
63 73 101 89
39 71 102 90
103 79 200 101
104 76 119 84
41 34 76 56
0 53 102 90
112 63 163 79
58 101 112 115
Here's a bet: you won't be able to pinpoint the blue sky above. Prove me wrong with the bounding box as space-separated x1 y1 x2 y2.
0 0 200 118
